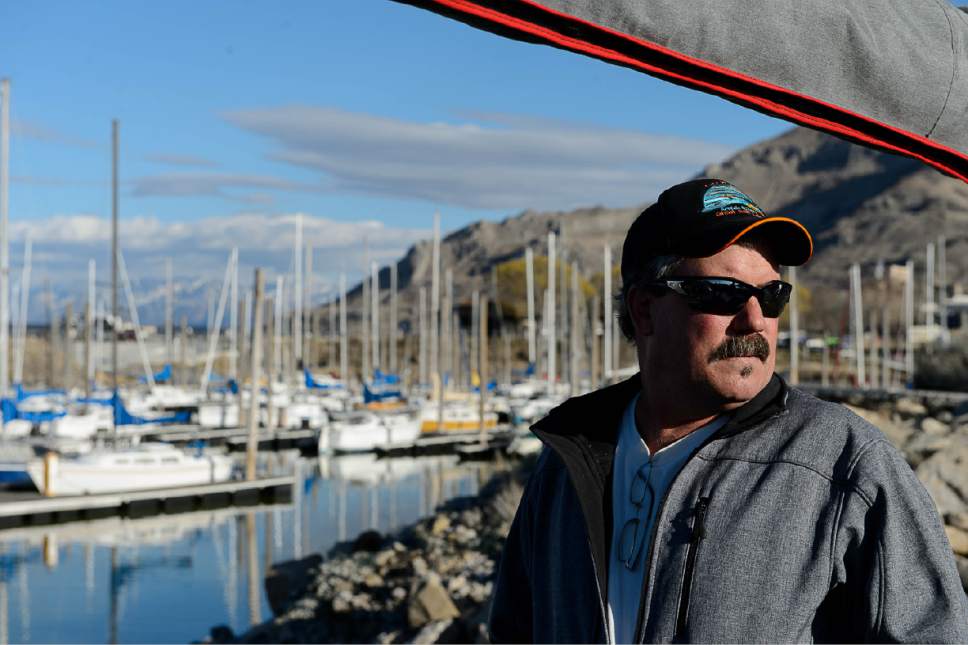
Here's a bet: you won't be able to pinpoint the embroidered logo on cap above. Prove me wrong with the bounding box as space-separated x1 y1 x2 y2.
701 183 765 218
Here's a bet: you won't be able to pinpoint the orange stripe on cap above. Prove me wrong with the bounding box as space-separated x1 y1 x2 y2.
713 216 814 264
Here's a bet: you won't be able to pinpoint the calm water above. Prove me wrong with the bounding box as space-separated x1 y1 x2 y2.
0 452 497 643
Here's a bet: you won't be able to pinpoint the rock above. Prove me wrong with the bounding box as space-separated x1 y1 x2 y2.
354 530 384 552
938 410 953 424
364 573 385 589
915 440 968 516
407 576 460 628
956 555 968 591
332 590 354 613
332 577 354 593
263 554 323 617
845 405 912 448
431 514 451 536
945 511 968 532
377 630 402 644
451 525 479 546
208 625 236 643
392 586 408 601
374 548 396 569
945 525 968 556
903 433 952 468
446 575 469 596
920 417 950 435
896 398 928 418
412 619 457 644
412 556 429 578
460 507 483 528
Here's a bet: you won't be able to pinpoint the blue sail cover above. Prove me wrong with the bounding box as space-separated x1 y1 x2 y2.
363 372 404 403
14 384 65 401
363 383 404 403
1 399 66 423
304 368 346 390
472 380 498 393
112 392 190 426
372 370 401 385
139 364 172 384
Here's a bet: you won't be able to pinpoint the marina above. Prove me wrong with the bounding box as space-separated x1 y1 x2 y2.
3 3 968 640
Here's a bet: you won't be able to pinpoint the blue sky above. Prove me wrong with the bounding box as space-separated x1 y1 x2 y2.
2 0 790 319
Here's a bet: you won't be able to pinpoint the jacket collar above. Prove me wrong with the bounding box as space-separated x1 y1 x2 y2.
532 371 789 448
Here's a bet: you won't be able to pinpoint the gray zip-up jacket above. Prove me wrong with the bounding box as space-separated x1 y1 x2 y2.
488 375 968 643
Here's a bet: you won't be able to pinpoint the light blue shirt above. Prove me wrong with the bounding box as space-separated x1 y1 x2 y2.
606 394 728 644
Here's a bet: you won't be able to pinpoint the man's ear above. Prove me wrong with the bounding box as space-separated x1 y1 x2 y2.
627 285 655 337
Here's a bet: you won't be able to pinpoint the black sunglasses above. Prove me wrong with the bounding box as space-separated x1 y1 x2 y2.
645 276 792 318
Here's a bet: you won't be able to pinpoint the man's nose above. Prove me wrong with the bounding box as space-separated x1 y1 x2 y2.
730 295 767 334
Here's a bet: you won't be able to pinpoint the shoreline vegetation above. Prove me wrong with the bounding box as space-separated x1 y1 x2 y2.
202 390 968 645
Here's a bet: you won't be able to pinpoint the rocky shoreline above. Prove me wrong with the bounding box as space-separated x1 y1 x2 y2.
202 392 968 644
203 458 531 644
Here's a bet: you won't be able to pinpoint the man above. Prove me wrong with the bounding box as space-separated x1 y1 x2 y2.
488 178 968 643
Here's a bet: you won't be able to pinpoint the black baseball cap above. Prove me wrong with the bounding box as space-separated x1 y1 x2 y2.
621 178 813 283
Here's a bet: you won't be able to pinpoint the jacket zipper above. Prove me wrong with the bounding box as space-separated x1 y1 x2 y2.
674 496 710 641
586 534 612 644
634 460 717 643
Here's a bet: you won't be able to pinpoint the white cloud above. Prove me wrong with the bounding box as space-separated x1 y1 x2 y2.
11 119 97 148
131 172 317 198
223 106 734 210
9 212 425 322
144 153 219 168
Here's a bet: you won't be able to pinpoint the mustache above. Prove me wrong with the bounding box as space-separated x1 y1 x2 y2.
708 334 771 363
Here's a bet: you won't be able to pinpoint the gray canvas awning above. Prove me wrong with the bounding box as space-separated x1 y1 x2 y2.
394 0 968 184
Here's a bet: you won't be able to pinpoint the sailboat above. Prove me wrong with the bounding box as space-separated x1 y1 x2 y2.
32 121 236 496
26 442 235 496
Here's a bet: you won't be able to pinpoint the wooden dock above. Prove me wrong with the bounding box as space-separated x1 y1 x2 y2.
140 425 319 454
374 429 515 458
0 476 295 530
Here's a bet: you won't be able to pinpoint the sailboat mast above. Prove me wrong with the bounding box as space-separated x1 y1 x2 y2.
850 263 865 387
390 263 398 373
111 119 119 436
165 257 173 368
371 261 379 371
525 247 536 368
339 273 348 383
431 212 440 394
0 79 9 405
230 247 238 380
603 244 612 381
547 232 556 392
14 235 31 386
293 216 303 372
86 260 95 400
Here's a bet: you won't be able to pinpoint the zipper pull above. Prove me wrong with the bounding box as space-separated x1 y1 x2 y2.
691 497 709 542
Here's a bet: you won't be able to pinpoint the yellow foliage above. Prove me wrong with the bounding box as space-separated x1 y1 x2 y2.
494 256 600 321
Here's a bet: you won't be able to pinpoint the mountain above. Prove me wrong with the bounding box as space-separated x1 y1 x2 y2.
703 128 968 288
360 127 968 331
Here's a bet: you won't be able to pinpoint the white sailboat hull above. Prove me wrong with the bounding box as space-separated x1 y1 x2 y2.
27 444 234 496
319 412 421 453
